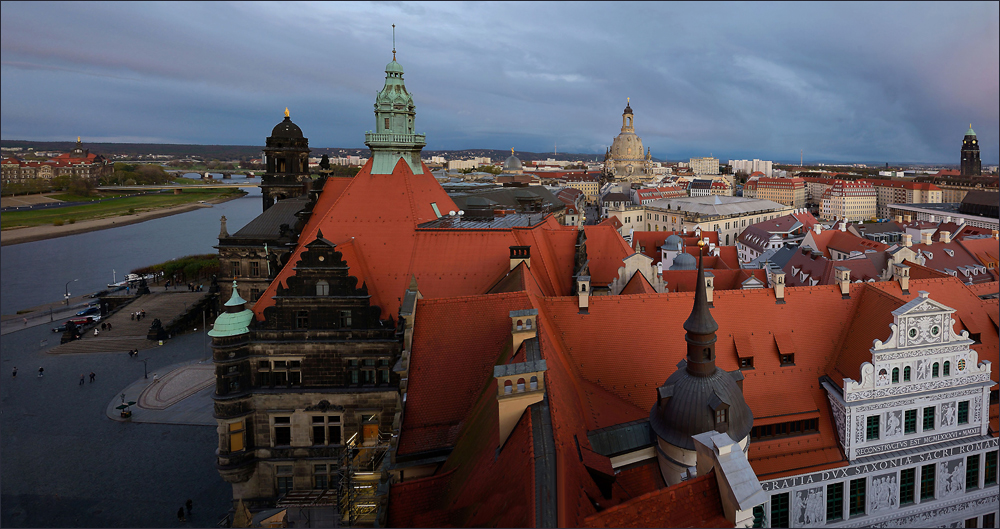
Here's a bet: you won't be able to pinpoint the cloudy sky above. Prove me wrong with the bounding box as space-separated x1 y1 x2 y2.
2 2 997 164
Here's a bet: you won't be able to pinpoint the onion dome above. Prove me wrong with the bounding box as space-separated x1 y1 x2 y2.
271 108 303 139
386 58 404 74
669 252 697 270
208 281 254 337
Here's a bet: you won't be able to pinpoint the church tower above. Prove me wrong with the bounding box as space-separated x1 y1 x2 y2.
365 38 426 175
261 108 311 212
961 124 982 176
649 241 754 486
605 98 653 181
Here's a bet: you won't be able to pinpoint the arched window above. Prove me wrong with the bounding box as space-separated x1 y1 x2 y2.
504 380 513 395
932 363 939 378
516 378 526 392
316 280 329 296
892 368 899 384
943 361 950 376
529 376 538 390
525 319 532 330
903 366 911 381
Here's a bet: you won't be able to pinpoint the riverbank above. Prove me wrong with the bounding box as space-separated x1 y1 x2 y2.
1 192 245 246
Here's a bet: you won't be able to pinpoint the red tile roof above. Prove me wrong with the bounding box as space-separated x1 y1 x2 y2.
582 470 732 528
583 224 634 286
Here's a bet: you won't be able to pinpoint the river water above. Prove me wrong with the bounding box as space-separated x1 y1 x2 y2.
0 185 262 314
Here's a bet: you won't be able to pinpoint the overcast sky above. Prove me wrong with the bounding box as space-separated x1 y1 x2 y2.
2 2 997 164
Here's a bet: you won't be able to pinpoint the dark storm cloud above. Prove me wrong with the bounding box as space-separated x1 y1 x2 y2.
1 1 997 163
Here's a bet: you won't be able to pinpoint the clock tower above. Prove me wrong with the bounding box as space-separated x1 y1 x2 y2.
960 124 982 177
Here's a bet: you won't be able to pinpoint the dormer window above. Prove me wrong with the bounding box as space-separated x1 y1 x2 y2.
739 357 754 370
780 354 795 366
715 408 728 424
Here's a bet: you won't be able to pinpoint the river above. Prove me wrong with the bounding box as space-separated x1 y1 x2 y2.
0 185 262 314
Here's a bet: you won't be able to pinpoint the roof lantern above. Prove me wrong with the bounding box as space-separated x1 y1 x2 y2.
209 281 254 337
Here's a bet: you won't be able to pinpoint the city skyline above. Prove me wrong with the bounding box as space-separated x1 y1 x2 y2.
1 1 998 164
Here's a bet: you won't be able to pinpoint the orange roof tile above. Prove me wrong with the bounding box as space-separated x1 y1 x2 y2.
582 470 732 528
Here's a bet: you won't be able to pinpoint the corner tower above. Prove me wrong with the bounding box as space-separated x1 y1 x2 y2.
365 44 426 175
961 124 982 176
649 241 754 486
261 108 311 212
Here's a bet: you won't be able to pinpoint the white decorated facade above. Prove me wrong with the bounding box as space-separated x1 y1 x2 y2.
753 291 998 528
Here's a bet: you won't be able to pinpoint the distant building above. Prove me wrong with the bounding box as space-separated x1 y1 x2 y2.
820 180 877 221
1 137 110 184
730 159 773 177
961 124 982 176
604 99 654 181
743 176 806 208
689 156 720 175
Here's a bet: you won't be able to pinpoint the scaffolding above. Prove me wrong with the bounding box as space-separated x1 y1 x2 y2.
338 421 392 527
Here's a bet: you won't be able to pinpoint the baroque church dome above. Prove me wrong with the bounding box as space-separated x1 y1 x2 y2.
503 151 523 173
606 99 652 179
271 109 304 139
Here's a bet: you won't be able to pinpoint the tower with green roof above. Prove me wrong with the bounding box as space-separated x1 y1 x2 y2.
961 124 982 176
365 35 426 175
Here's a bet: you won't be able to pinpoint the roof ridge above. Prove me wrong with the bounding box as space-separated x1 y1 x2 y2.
416 290 531 305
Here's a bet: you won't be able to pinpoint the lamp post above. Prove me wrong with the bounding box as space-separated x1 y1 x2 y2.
142 358 148 379
64 278 78 305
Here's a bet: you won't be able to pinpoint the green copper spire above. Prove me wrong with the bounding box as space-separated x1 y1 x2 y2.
365 28 426 175
209 281 254 337
966 123 976 137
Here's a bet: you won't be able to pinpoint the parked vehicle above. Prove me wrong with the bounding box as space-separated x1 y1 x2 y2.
52 316 99 333
77 307 100 317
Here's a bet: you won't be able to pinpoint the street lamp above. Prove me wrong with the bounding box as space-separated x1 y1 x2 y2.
64 278 78 305
141 358 149 379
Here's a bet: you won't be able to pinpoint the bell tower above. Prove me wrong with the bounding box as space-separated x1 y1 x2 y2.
621 97 635 133
961 124 982 176
365 27 426 175
261 108 311 212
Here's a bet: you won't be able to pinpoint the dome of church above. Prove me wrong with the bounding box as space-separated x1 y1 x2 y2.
662 234 683 252
503 154 522 172
609 132 644 160
649 362 753 450
271 115 303 139
669 252 697 270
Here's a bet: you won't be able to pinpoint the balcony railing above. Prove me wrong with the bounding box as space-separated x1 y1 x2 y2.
364 132 426 145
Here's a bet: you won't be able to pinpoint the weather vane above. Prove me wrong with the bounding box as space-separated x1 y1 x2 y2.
392 24 396 60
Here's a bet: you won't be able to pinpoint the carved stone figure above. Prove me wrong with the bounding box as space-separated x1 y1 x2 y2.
941 402 957 427
870 474 897 512
885 410 902 437
796 487 824 526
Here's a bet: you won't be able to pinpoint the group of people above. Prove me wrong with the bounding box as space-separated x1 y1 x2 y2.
127 348 140 358
78 372 97 385
131 309 146 321
100 321 113 332
177 499 193 523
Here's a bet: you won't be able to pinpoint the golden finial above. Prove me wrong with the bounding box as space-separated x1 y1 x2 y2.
392 24 396 60
970 123 972 129
284 107 289 118
697 239 706 247
627 97 630 104
511 147 514 156
77 136 81 142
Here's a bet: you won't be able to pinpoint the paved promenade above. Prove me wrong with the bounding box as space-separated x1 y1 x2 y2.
1 309 230 527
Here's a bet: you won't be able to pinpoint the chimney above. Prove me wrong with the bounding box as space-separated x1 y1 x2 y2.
495 360 547 448
928 215 936 223
704 271 715 308
892 263 910 295
509 309 538 354
903 233 912 247
839 221 847 232
814 224 822 234
944 216 952 223
577 275 591 313
510 245 531 270
940 231 951 244
921 232 933 245
835 266 851 299
993 230 999 240
772 270 786 304
894 215 902 223
958 217 966 226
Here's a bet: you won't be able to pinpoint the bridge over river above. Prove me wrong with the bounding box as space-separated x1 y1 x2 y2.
98 182 258 191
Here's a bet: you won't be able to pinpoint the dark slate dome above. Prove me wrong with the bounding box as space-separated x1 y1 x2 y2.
503 154 522 172
669 252 697 270
662 234 683 252
649 362 753 450
271 115 303 139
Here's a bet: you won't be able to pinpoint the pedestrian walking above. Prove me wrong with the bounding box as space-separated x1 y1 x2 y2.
23 317 28 325
185 499 192 515
12 367 17 378
38 367 44 378
94 328 100 337
89 372 96 383
131 312 135 321
177 507 186 523
107 322 112 331
79 374 85 385
101 322 107 331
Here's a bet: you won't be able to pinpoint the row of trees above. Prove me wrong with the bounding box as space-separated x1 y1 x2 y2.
131 254 220 284
1 175 97 197
103 163 176 186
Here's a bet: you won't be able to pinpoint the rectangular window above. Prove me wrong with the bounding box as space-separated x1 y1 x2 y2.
349 359 359 385
866 416 880 441
229 420 246 452
780 354 794 366
250 288 260 301
968 454 980 491
849 478 865 516
739 357 754 369
379 358 391 384
340 310 352 329
231 261 241 277
826 482 843 521
752 505 765 528
250 261 260 277
921 463 935 500
273 416 291 446
312 415 341 445
983 513 995 528
362 358 376 384
958 401 969 425
295 310 309 329
986 450 998 486
905 409 917 434
770 492 789 528
966 518 978 528
923 406 935 431
314 464 329 489
900 468 915 505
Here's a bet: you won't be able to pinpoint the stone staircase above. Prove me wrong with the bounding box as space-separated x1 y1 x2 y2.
48 291 209 355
